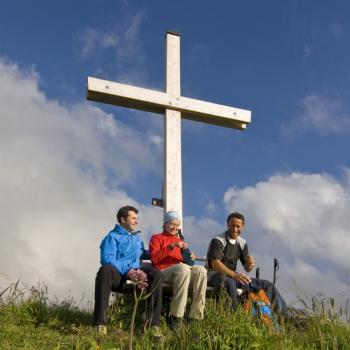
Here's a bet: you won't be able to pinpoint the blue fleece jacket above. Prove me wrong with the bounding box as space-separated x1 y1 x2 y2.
100 224 146 275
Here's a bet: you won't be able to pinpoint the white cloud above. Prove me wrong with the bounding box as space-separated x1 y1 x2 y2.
76 11 153 90
78 11 146 66
283 259 349 306
205 200 217 215
184 216 224 259
224 171 350 306
283 94 350 137
303 44 311 56
329 22 343 38
149 134 162 147
301 94 350 132
0 58 162 302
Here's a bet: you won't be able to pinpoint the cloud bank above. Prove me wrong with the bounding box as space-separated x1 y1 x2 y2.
283 94 350 137
0 58 162 302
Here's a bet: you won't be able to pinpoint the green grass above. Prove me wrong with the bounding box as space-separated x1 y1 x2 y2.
1 281 350 350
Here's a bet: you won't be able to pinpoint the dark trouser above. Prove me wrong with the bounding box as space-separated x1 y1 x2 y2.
93 264 163 326
208 273 287 314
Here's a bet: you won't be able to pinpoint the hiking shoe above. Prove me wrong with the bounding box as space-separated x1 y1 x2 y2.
148 325 163 339
96 325 107 335
168 315 182 332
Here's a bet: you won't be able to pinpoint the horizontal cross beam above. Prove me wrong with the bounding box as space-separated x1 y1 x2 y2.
87 77 251 130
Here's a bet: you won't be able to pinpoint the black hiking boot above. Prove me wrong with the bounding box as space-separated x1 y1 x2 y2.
168 315 182 333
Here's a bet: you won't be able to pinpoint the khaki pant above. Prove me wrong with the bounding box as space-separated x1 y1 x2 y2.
161 263 207 319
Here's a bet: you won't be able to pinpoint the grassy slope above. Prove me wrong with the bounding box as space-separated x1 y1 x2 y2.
1 285 350 350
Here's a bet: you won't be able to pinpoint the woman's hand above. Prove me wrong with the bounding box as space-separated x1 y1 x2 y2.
177 241 188 249
168 241 188 249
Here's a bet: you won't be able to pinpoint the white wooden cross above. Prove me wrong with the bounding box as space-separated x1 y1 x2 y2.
87 31 251 222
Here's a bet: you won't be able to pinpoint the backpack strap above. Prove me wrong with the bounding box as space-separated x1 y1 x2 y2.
177 229 185 240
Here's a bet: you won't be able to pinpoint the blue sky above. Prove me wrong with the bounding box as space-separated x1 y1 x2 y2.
1 1 350 307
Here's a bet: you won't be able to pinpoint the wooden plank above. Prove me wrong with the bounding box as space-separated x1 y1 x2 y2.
164 31 182 217
87 77 251 130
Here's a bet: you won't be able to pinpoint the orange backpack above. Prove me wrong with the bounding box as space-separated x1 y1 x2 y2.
243 284 281 332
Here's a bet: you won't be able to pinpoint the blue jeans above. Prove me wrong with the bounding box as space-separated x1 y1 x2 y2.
208 272 287 313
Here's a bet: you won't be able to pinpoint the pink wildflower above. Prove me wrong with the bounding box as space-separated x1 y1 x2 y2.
127 269 148 289
115 327 124 337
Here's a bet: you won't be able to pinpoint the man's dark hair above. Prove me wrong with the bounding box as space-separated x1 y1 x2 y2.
117 205 138 223
226 212 245 225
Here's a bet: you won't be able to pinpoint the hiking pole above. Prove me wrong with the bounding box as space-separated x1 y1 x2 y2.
255 267 260 279
273 258 279 285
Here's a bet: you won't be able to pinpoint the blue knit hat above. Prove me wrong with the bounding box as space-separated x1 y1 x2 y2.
163 211 180 223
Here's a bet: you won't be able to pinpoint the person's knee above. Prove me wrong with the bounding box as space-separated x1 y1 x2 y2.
224 277 235 287
194 266 206 273
97 264 114 276
192 266 207 278
224 278 238 296
147 267 162 281
153 268 162 279
258 278 273 288
177 263 191 274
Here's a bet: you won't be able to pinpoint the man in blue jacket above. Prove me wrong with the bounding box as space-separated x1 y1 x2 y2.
93 205 163 336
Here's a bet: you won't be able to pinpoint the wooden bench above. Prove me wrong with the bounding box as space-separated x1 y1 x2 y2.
116 259 242 298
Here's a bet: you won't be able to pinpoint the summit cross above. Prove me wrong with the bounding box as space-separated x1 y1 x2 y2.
87 31 251 221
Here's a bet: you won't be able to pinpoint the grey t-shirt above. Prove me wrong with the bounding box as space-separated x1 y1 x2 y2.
207 231 249 271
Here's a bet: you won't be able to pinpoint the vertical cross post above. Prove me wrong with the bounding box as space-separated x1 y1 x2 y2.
164 31 182 220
